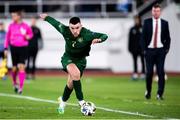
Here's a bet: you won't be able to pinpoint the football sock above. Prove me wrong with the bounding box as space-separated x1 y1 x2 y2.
62 85 73 102
11 71 17 86
73 80 84 101
18 71 26 92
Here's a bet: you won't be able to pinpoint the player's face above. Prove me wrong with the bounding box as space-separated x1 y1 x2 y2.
31 18 37 26
11 13 21 22
135 17 140 26
152 7 161 19
69 23 82 37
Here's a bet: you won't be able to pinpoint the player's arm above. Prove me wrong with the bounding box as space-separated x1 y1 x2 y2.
90 31 108 44
140 20 147 54
165 21 171 53
25 24 33 40
38 28 44 50
40 13 65 34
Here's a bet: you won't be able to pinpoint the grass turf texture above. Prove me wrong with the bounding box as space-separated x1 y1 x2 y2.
0 75 180 119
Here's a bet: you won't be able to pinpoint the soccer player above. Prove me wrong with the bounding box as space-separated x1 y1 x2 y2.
40 13 108 114
0 22 6 59
4 10 33 94
128 15 145 80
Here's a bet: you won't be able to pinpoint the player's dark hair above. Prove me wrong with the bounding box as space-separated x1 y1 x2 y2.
11 10 22 16
69 17 81 25
134 15 140 20
32 16 39 19
134 15 141 25
153 3 161 9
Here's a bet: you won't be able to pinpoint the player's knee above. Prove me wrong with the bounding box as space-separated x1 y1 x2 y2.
71 71 80 80
67 81 73 89
12 66 17 72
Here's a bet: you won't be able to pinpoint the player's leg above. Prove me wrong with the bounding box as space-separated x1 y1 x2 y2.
144 49 155 99
67 63 85 106
31 49 38 79
26 50 30 79
132 53 138 80
10 46 18 93
156 48 166 99
63 74 74 101
17 46 28 94
17 64 26 94
58 74 73 114
140 53 146 79
12 66 18 93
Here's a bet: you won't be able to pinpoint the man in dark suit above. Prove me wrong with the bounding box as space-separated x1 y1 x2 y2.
128 15 145 80
141 4 171 100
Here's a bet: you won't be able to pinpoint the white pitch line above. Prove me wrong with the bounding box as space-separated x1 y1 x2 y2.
0 93 155 118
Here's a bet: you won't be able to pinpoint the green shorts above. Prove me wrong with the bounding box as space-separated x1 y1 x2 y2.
61 53 87 76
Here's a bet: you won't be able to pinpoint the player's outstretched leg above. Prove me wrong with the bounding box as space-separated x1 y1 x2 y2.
58 74 73 114
58 85 73 114
57 97 65 114
67 64 85 107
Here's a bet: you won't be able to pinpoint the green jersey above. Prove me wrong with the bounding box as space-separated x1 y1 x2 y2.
45 16 108 58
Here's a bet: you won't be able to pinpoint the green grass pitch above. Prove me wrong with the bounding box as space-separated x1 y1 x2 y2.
0 75 180 119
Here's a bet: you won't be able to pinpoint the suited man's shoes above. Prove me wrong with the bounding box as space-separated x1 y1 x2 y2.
156 94 164 100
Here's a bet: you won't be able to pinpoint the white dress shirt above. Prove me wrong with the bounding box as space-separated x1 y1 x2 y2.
148 18 163 48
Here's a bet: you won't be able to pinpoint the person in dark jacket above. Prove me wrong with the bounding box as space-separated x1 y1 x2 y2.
141 4 171 100
128 15 145 80
26 17 43 80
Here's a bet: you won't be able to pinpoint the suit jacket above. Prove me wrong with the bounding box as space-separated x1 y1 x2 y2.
141 18 171 52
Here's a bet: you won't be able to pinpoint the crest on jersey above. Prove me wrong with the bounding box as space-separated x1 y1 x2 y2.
78 37 83 43
67 60 72 63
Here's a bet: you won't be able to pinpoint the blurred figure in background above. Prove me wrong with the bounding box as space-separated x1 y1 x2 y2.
26 17 43 80
128 15 145 80
4 10 33 94
0 22 8 80
0 22 6 57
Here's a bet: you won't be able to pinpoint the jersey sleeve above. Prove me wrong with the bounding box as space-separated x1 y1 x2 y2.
45 16 66 34
87 30 108 42
26 24 33 40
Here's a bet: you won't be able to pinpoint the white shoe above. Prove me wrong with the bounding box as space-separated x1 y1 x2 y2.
140 74 145 80
57 97 66 114
132 73 138 80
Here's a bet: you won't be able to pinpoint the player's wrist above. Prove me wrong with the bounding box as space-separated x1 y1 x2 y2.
44 16 50 21
98 39 102 43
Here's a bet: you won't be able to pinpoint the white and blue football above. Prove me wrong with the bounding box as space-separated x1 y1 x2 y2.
81 101 96 116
